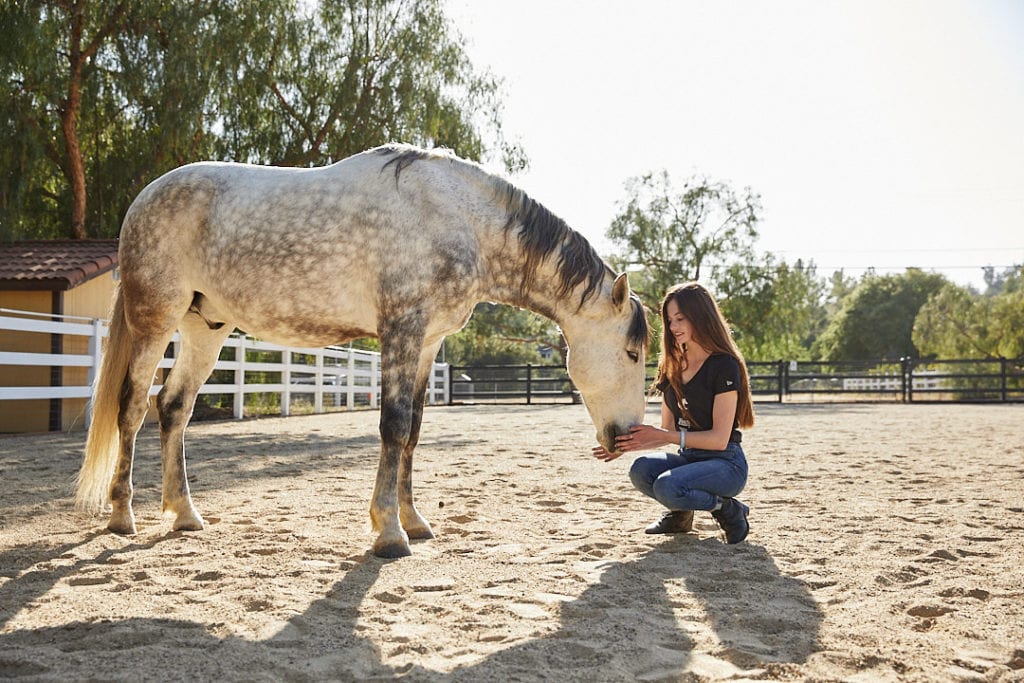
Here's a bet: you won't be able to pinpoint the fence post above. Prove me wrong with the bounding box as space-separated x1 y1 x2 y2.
85 317 105 428
902 357 912 403
234 335 247 419
1001 357 1008 402
526 364 533 405
447 365 454 405
370 354 379 409
427 363 438 405
777 360 784 403
783 361 792 402
281 350 291 417
314 350 324 414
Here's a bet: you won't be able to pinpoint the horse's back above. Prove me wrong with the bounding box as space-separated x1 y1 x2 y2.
117 148 487 346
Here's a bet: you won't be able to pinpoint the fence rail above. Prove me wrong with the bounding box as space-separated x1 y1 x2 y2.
450 358 1024 405
1 310 448 430
4 309 1022 434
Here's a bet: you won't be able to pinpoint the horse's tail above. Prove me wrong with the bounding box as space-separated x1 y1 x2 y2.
76 287 131 513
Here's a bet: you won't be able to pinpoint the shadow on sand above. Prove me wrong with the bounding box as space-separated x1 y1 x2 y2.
0 530 821 681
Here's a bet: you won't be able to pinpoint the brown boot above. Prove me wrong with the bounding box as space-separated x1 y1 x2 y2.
644 510 694 534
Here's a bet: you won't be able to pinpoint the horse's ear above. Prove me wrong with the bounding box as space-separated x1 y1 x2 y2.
612 272 630 310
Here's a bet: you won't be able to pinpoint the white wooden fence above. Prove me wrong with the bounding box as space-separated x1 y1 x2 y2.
0 309 448 429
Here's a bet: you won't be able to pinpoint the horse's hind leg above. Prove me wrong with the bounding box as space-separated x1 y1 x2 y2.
398 340 443 540
109 331 178 535
157 314 232 531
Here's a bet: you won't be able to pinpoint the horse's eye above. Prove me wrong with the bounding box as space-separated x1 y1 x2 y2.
626 350 639 363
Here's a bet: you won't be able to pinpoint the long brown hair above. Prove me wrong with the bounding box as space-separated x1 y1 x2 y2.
654 282 755 429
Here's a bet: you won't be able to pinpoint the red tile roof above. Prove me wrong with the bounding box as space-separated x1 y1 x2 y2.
0 240 119 291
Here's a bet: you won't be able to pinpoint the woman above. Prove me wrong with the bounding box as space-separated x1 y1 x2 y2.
593 282 755 544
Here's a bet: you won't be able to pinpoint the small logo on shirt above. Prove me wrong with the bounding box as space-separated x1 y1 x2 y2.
726 380 734 386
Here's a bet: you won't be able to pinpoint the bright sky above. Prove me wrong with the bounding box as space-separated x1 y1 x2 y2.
446 0 1024 289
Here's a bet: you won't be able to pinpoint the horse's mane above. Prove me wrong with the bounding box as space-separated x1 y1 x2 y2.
376 145 648 349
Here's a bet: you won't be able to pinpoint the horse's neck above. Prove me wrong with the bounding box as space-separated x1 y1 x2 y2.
479 241 605 334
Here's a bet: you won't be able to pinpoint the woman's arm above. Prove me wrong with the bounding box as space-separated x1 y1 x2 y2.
614 391 738 454
592 399 678 461
611 400 680 453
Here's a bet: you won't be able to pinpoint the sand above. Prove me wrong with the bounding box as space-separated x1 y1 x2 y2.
1 401 1022 682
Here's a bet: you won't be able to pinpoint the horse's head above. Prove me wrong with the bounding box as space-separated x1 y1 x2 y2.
564 273 649 454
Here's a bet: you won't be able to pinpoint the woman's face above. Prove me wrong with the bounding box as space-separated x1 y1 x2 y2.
665 299 694 349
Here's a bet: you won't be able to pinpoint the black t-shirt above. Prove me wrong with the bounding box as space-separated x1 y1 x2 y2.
658 353 743 444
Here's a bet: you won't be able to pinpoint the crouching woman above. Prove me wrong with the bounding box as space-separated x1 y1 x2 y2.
594 282 755 544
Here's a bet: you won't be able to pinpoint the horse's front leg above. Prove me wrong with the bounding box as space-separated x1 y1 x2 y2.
370 396 414 557
369 330 422 558
397 341 443 540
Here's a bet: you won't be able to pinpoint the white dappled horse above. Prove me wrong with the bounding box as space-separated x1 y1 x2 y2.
77 145 649 558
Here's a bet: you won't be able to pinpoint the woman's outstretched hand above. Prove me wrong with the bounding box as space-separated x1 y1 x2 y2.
614 424 672 453
593 424 673 462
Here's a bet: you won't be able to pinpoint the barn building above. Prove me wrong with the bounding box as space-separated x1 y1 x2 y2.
0 240 119 432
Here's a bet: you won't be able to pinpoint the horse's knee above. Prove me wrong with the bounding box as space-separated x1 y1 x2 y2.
379 401 413 447
157 389 189 432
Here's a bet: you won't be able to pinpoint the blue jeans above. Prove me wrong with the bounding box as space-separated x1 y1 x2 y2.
629 443 748 512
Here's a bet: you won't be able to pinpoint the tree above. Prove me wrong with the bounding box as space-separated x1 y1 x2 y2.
715 257 828 361
606 170 761 311
1 0 524 240
983 264 1024 296
815 269 948 360
1 0 127 239
914 266 1024 360
443 304 562 366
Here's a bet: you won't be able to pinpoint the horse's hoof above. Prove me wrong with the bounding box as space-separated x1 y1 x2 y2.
372 541 412 559
107 518 137 535
172 510 205 532
405 526 435 540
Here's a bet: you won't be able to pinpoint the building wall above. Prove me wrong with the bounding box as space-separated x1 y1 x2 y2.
61 273 118 431
0 290 57 433
0 273 131 433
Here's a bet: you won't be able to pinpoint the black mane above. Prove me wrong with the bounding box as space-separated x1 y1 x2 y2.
376 145 649 349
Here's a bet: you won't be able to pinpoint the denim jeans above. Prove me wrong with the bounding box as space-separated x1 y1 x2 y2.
629 443 748 512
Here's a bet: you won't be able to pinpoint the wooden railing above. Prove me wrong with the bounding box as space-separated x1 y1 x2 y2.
0 309 448 430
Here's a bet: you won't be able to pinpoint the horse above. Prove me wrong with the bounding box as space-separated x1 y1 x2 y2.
76 144 650 558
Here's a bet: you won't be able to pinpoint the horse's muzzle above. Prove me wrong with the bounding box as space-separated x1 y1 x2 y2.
601 424 632 454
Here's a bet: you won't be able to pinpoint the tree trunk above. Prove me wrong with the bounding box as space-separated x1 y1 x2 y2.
61 0 89 240
61 103 87 240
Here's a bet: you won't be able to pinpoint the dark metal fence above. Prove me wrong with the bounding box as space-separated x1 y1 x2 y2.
448 358 1024 405
448 364 578 404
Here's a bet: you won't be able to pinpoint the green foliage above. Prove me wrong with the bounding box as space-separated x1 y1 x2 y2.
914 266 1024 360
716 257 828 361
983 264 1024 296
605 169 832 362
443 303 561 366
1 0 524 241
606 170 761 311
815 269 949 360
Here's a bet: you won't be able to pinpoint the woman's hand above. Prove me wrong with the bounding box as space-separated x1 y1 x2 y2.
592 444 622 462
614 424 673 453
593 424 674 462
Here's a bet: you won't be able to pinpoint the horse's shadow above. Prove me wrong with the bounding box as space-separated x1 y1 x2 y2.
440 535 822 681
0 532 822 681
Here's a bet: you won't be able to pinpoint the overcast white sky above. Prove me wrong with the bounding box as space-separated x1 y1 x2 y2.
445 0 1024 289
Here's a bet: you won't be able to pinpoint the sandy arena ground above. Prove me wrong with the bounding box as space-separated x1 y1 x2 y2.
1 401 1023 682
